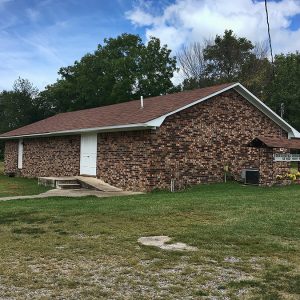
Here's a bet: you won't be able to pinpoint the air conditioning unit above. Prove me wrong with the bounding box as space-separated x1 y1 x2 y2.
241 169 260 185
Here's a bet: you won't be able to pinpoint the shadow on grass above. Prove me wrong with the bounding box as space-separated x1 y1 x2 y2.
12 227 46 235
0 211 50 225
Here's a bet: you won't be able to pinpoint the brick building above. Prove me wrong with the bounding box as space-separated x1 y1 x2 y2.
1 83 300 191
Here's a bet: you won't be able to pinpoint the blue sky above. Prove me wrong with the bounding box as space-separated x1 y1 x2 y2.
0 0 300 90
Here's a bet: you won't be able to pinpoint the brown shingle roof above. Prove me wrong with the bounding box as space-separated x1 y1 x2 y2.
248 136 300 150
0 83 235 138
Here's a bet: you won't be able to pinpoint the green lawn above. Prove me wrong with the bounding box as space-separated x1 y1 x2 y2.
0 161 50 197
0 183 299 299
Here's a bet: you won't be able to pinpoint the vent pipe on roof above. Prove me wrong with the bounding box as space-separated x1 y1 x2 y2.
140 96 144 109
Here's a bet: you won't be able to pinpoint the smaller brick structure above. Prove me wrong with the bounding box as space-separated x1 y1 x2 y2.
1 83 300 191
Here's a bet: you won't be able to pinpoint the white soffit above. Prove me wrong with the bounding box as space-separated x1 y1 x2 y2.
146 83 300 139
0 123 155 139
2 83 300 139
233 84 300 138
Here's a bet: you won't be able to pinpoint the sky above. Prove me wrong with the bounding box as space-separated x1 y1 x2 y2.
0 0 300 91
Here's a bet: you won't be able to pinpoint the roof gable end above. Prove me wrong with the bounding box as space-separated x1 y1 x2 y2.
147 83 300 139
0 82 299 139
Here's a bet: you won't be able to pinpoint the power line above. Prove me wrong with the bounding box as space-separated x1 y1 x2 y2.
264 0 275 75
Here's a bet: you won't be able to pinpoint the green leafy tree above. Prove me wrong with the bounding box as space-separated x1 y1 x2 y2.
203 30 255 82
0 78 44 133
0 78 44 159
265 52 300 131
41 33 177 113
178 30 272 94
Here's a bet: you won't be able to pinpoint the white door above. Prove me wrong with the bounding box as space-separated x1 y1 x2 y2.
80 133 97 176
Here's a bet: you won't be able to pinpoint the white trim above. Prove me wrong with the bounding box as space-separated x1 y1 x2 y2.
1 83 300 139
145 83 240 128
18 139 23 169
233 84 300 138
146 116 166 127
80 133 97 176
145 83 300 138
0 123 155 140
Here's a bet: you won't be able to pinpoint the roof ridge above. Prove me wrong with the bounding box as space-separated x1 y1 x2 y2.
51 82 237 116
0 82 240 138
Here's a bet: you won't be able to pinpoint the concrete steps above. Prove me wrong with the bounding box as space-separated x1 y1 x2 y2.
38 177 80 189
57 183 81 189
38 176 123 192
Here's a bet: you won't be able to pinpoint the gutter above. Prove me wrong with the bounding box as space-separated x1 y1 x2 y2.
0 123 157 140
1 82 300 140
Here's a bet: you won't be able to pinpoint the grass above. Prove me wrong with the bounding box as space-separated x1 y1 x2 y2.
0 183 299 299
0 161 50 197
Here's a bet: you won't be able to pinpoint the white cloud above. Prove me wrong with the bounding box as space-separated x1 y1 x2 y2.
0 0 12 7
125 7 155 26
0 20 71 91
126 0 300 54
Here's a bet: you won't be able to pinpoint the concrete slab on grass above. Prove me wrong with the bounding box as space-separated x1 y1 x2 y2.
0 188 143 201
138 236 198 252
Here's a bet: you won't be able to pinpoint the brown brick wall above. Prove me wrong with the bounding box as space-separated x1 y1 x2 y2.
147 91 290 190
4 90 291 189
96 90 290 191
4 136 80 178
259 148 290 186
4 140 18 175
97 130 155 191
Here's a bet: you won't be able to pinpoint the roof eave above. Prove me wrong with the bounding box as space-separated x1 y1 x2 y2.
146 82 300 139
2 82 300 140
0 123 156 140
146 83 240 127
233 84 300 138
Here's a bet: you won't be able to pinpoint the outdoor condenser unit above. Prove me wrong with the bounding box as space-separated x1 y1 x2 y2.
241 169 260 185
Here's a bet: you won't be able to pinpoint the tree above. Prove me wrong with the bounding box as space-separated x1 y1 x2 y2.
265 52 300 131
237 41 273 98
0 78 44 159
0 78 44 132
41 34 177 113
176 41 214 89
177 30 272 95
203 30 255 82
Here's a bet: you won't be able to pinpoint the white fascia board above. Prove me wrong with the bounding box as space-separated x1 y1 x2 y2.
145 83 240 128
3 82 299 140
146 82 300 139
0 123 155 140
146 116 166 127
233 83 300 138
293 131 300 138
